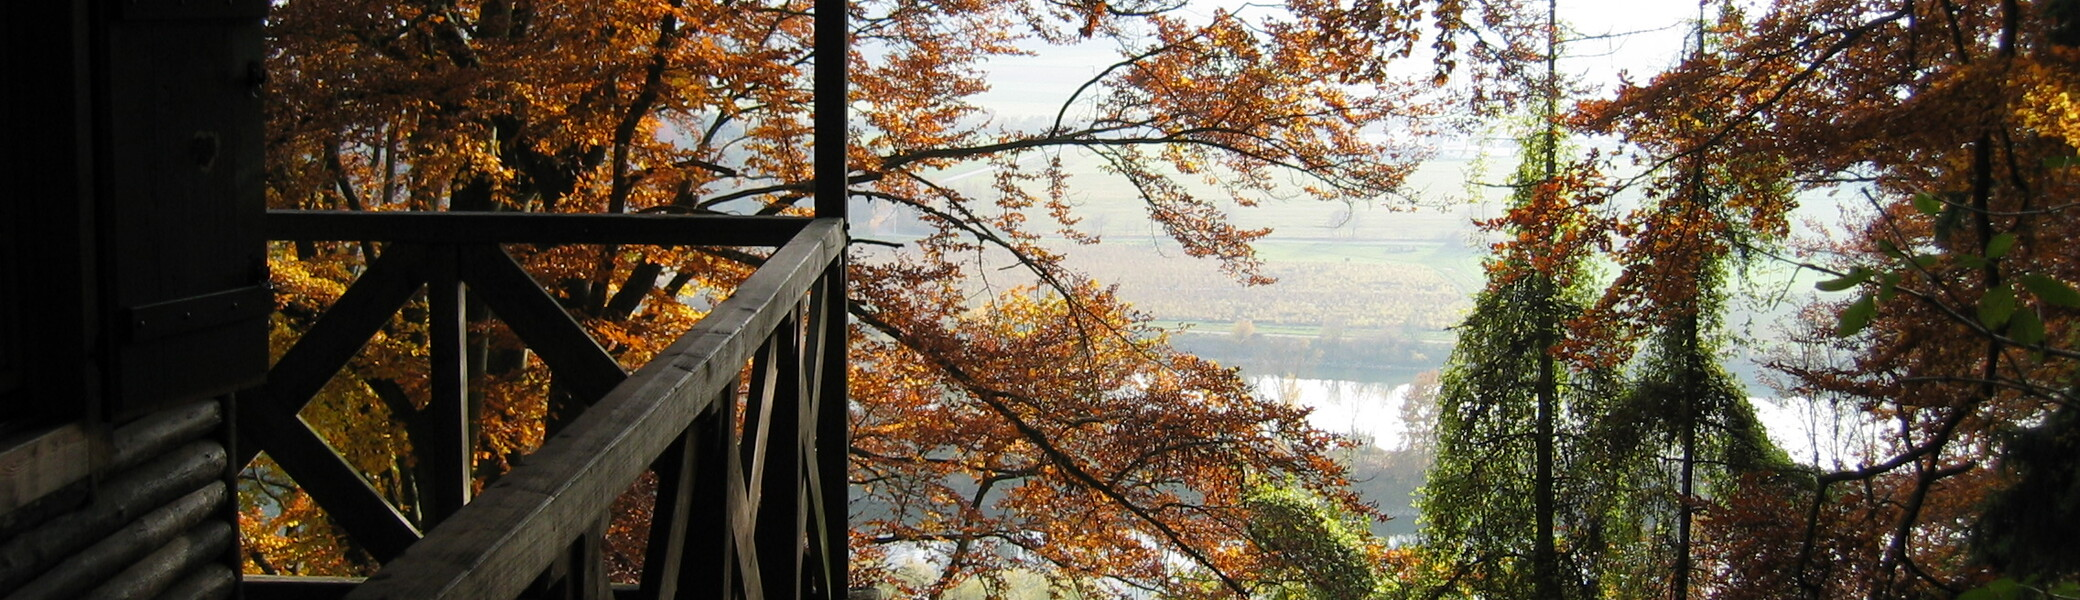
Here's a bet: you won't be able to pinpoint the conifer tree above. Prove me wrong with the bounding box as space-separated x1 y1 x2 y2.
1414 124 1614 600
1595 266 1783 600
1414 9 1621 583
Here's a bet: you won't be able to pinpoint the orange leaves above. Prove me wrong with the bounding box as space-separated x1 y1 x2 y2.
849 265 1355 593
1576 0 2080 595
263 0 1463 592
1475 152 1613 306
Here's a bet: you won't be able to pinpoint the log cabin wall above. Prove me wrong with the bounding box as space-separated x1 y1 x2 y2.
0 402 236 599
2 0 263 597
3 0 849 595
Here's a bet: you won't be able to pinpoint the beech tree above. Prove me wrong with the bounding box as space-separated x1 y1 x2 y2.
1561 6 1794 598
1594 293 1783 600
247 0 1534 596
1409 1 1658 596
1584 0 2080 596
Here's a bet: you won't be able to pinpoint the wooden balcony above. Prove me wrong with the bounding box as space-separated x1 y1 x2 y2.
241 212 850 600
2 0 853 597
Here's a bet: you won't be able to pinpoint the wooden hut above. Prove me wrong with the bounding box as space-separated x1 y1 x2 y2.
0 1 851 598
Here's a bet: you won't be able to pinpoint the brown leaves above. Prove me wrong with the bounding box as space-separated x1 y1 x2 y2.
260 0 1459 593
1583 0 2080 595
849 268 1359 596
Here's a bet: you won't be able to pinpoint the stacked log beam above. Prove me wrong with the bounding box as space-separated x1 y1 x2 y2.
0 401 235 600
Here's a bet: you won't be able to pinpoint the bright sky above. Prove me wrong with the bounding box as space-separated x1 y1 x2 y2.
969 0 1708 124
1560 0 1706 91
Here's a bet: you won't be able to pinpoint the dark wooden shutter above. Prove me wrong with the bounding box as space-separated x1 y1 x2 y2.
98 0 271 419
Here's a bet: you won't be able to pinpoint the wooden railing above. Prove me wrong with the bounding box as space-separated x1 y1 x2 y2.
242 211 849 600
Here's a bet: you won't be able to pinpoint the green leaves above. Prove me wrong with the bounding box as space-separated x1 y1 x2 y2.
2001 275 2080 347
1956 578 2080 600
1958 578 2021 600
1912 192 1943 215
1243 484 1384 600
2010 308 2046 346
1987 233 2018 259
1837 294 1877 337
1825 224 2073 340
1980 286 2018 330
1979 275 2080 344
2020 274 2080 308
1838 273 2074 342
1821 267 1884 337
1816 269 1870 292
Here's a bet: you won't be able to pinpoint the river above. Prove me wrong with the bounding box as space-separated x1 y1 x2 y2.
1252 376 1415 449
1254 374 1881 469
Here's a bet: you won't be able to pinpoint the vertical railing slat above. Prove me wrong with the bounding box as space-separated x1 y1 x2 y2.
422 245 472 525
809 265 850 596
637 425 695 600
756 307 807 600
684 385 739 598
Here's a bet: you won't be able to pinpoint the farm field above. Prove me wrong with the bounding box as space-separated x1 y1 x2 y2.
854 151 1499 354
1069 237 1475 323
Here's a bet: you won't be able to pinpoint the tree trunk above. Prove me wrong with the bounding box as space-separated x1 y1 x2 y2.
1534 1 1564 592
1672 313 1700 600
1674 397 1695 600
1534 281 1562 600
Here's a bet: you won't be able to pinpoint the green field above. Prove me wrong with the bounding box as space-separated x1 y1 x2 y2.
1062 238 1474 330
856 156 1496 363
855 149 1506 374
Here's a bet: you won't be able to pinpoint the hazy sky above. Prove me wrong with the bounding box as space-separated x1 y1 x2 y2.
970 0 1708 122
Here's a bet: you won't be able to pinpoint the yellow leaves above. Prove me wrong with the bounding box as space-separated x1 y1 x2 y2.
268 249 351 314
2012 57 2080 152
239 457 369 576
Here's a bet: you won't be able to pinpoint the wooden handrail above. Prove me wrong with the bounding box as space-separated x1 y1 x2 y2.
342 218 846 600
267 210 815 247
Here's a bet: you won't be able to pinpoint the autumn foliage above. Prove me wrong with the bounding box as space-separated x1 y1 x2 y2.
244 0 2080 595
242 0 1521 596
1573 0 2080 597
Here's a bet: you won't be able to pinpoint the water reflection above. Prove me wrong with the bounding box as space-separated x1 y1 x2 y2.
1253 375 1411 449
1255 370 1879 469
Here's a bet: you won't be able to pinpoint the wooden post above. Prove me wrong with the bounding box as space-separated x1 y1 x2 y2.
421 245 472 525
814 0 847 221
